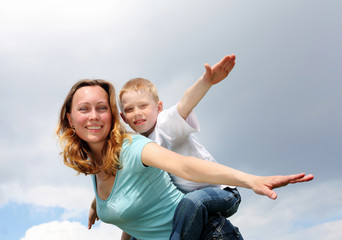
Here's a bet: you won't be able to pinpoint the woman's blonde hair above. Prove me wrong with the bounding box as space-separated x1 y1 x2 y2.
118 78 160 112
56 79 130 176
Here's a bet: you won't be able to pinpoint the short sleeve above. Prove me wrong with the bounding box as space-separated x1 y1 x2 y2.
120 135 153 171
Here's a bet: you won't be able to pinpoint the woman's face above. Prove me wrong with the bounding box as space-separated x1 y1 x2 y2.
67 86 112 151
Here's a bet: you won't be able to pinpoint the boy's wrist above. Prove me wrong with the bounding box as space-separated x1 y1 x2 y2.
199 74 213 88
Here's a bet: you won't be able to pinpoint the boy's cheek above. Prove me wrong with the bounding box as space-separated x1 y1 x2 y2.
126 116 135 126
120 112 129 123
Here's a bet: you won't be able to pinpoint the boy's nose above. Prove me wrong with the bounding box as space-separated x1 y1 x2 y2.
133 108 141 115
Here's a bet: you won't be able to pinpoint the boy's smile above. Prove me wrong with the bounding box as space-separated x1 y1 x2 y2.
134 119 146 125
120 89 162 137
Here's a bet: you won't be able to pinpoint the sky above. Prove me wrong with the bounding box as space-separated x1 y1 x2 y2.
0 0 341 239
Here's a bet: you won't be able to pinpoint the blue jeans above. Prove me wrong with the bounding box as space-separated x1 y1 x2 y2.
169 187 242 240
200 213 243 240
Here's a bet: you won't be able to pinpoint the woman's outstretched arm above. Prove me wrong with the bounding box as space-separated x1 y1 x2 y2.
142 142 314 199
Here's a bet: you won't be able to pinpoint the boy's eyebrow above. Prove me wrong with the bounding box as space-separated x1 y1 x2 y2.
122 103 133 109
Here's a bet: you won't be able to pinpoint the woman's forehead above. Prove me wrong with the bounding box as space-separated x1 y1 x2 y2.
73 86 109 104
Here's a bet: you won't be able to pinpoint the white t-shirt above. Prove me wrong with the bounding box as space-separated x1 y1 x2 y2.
148 104 222 193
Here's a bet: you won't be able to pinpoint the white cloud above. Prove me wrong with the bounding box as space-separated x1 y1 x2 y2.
17 181 342 240
281 219 342 240
230 180 342 240
21 221 122 240
0 183 93 219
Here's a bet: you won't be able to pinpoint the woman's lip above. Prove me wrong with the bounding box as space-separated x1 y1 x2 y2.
86 126 102 130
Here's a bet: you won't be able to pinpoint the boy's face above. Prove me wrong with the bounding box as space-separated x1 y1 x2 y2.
120 89 162 137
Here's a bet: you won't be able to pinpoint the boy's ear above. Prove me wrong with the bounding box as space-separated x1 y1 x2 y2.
158 101 163 113
120 112 128 124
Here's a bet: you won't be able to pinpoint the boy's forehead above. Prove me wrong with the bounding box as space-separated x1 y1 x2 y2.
122 89 155 103
124 89 152 98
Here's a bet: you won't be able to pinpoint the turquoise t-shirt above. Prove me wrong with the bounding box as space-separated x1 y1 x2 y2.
92 135 184 240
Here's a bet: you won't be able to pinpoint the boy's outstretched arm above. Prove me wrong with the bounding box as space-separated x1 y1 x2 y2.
177 54 236 119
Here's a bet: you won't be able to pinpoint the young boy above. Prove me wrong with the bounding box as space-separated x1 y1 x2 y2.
119 54 236 193
118 54 241 239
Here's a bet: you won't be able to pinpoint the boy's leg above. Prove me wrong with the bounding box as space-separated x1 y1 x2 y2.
220 187 241 218
200 213 243 240
170 187 241 240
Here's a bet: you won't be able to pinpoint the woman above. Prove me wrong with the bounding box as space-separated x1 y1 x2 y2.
56 79 313 240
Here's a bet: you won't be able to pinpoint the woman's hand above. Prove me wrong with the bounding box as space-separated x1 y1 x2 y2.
88 197 99 229
251 173 314 199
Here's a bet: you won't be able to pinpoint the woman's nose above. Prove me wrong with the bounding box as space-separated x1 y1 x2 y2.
89 109 100 120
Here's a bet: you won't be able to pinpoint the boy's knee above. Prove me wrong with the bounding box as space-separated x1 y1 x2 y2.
176 196 202 215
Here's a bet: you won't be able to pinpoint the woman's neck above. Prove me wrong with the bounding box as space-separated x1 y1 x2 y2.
89 143 104 162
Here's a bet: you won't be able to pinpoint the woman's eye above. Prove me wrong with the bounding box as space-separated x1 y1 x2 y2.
98 106 108 111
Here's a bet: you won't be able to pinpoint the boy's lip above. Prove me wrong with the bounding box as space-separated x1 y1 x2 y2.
134 119 146 126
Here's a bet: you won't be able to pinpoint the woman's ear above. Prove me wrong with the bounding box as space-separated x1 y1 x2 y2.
67 113 74 128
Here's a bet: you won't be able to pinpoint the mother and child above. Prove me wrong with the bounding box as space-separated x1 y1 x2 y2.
56 54 314 240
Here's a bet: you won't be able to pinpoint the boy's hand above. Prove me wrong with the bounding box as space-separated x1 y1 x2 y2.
203 54 236 85
251 173 314 200
177 53 236 120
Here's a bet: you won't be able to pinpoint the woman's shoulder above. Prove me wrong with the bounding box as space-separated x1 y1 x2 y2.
120 134 154 164
123 134 153 148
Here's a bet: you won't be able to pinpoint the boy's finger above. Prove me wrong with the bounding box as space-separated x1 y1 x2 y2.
204 63 212 73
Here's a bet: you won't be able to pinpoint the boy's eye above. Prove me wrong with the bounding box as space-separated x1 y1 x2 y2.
140 104 147 109
125 108 133 113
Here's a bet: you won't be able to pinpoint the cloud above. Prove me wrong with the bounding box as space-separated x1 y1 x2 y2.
230 179 342 240
0 128 93 213
21 221 122 240
282 219 342 240
0 182 93 219
18 180 342 240
0 0 341 239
